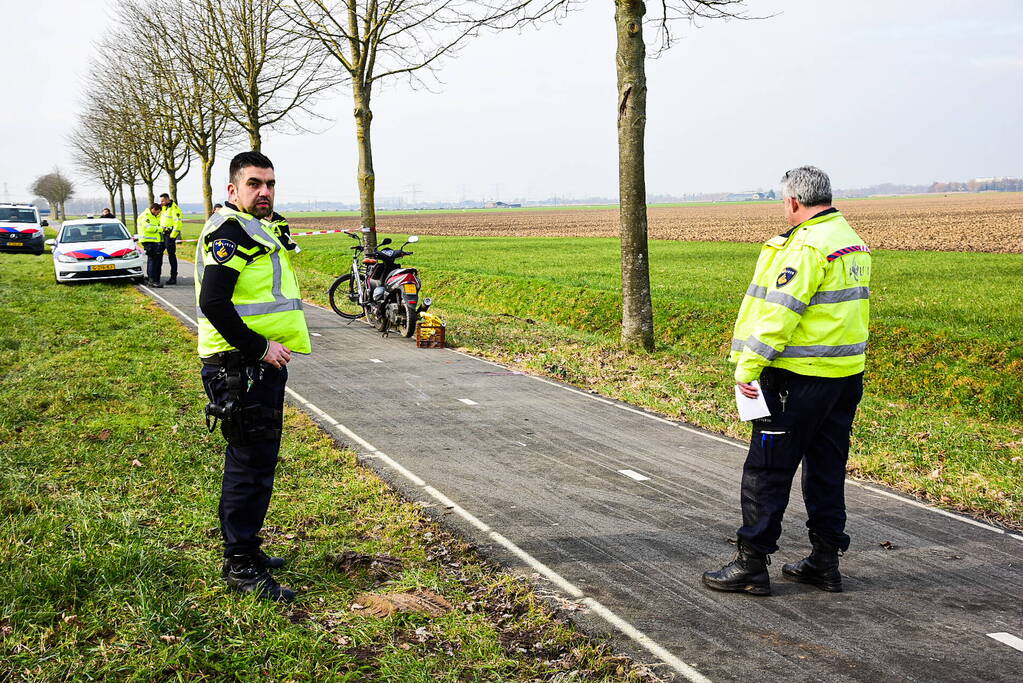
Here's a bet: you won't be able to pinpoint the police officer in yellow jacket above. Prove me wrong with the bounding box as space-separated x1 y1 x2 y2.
195 151 310 602
159 193 183 285
703 166 871 596
137 203 165 288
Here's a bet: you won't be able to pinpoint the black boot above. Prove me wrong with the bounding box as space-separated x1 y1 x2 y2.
258 548 285 570
166 277 177 285
223 554 296 602
782 532 843 592
702 540 771 596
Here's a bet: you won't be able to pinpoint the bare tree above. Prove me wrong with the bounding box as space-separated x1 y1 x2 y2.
30 170 75 220
118 0 240 218
285 0 567 249
185 0 337 152
69 125 120 218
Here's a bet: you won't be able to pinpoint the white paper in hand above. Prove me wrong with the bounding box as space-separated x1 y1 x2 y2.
735 380 771 421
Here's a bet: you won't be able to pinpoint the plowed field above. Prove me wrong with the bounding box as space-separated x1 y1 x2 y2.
289 192 1023 253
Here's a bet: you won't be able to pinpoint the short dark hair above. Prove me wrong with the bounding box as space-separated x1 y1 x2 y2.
150 203 161 211
230 151 274 185
213 203 223 209
159 193 170 200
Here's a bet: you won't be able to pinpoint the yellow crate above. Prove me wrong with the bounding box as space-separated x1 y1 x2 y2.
416 314 445 348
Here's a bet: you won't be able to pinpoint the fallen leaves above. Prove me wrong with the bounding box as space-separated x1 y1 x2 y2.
352 589 453 618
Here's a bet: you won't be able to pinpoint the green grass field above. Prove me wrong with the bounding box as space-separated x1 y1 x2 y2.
284 233 1023 528
0 255 654 681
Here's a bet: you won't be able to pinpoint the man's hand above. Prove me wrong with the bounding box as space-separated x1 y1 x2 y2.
737 381 759 399
262 340 292 369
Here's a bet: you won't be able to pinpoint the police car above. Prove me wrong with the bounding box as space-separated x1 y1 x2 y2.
48 219 145 284
0 203 48 255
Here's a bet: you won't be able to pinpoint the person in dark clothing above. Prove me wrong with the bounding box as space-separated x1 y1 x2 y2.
195 151 311 603
99 208 115 219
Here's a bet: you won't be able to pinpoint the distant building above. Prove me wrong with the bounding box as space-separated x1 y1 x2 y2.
484 201 522 209
725 191 772 202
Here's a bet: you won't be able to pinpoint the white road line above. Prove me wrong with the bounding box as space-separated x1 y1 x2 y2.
458 398 479 405
618 469 651 482
369 358 383 363
311 332 322 337
139 285 198 326
279 390 712 682
987 632 1023 652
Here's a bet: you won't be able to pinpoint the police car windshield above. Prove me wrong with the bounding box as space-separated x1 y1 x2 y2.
0 207 38 223
60 222 130 243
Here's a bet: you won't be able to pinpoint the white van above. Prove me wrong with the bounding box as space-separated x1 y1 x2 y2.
0 203 47 255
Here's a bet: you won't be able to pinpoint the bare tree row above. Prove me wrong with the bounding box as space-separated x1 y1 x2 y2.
68 0 750 350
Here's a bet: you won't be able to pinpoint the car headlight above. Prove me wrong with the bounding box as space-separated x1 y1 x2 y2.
56 253 77 263
123 249 140 259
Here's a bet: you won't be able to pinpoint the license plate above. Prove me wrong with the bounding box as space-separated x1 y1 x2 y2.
403 283 417 294
90 264 116 271
6 241 22 246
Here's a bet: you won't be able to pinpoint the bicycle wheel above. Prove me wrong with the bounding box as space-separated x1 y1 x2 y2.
328 273 365 319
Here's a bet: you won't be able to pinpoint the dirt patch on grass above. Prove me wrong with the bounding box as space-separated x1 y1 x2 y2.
288 193 1023 253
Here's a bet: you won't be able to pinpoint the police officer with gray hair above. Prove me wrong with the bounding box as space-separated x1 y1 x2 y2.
704 166 872 596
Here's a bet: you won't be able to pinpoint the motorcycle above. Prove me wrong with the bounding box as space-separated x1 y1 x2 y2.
327 232 432 337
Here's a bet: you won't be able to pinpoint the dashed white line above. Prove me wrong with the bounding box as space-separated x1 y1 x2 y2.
369 358 383 363
987 632 1023 652
458 398 478 405
311 332 322 337
618 469 651 482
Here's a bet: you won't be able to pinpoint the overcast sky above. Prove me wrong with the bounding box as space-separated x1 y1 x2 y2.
3 0 1021 205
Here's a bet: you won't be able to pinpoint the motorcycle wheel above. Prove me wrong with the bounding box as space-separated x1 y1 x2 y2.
328 274 365 319
374 304 389 332
400 303 417 337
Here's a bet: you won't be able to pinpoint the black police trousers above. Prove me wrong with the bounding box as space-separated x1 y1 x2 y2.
201 362 287 557
143 242 164 283
163 234 178 280
737 367 864 555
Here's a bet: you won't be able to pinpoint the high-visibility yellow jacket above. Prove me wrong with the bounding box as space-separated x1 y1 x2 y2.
729 209 871 383
159 202 183 238
137 210 163 243
194 206 311 357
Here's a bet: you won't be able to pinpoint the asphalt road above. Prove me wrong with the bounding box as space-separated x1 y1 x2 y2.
142 261 1023 682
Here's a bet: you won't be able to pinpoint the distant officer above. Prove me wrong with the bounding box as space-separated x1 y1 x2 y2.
99 208 115 219
213 203 223 214
159 193 184 285
195 151 311 602
703 166 871 596
137 203 165 288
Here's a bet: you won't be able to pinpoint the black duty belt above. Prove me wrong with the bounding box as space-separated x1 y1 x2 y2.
201 350 245 368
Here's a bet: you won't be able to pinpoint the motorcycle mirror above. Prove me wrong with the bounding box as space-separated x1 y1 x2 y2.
407 235 420 243
379 237 392 246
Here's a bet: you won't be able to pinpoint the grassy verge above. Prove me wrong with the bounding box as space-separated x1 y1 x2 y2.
289 234 1023 529
0 255 657 682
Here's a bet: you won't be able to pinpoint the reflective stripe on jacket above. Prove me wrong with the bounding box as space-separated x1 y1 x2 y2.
729 210 871 382
159 202 183 238
194 206 311 357
137 211 163 243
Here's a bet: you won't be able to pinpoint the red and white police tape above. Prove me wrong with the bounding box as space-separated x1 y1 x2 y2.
180 228 350 243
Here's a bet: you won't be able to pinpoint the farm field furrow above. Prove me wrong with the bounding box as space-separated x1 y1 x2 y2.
287 193 1023 253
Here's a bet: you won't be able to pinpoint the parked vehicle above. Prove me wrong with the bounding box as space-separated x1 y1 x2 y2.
328 232 432 337
48 219 145 284
0 203 47 255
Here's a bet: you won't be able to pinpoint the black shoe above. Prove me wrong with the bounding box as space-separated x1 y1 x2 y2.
702 540 771 596
223 554 296 602
782 532 843 592
152 281 164 288
166 278 177 285
258 549 285 570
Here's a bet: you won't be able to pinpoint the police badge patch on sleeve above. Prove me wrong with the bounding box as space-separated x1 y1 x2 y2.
211 238 237 264
776 267 797 287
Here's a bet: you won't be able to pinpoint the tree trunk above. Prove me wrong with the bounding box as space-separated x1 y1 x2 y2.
248 127 261 153
168 175 178 205
353 88 377 250
129 186 139 232
118 185 126 226
107 189 116 218
615 0 655 351
201 156 214 219
145 182 155 206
